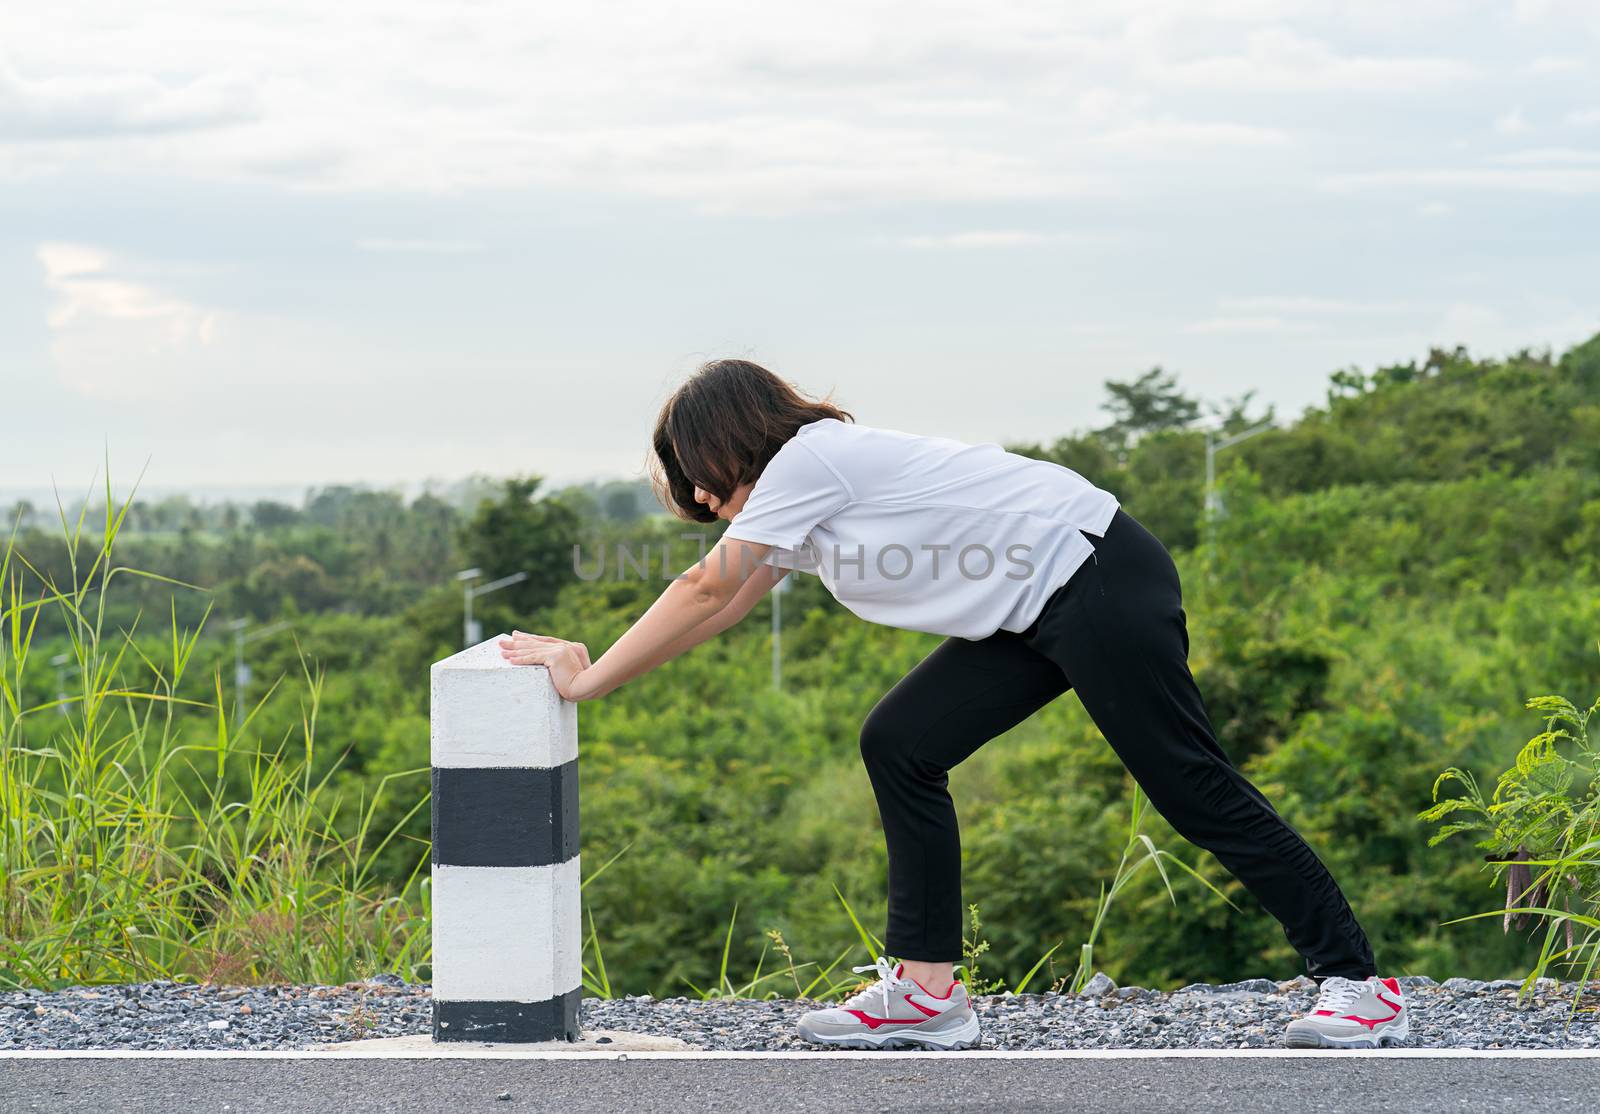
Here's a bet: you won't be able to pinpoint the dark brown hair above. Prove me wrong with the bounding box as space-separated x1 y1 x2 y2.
649 358 854 523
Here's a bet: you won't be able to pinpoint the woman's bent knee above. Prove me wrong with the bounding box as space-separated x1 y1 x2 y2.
859 711 919 774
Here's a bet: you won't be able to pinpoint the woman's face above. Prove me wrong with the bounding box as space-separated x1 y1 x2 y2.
694 481 754 521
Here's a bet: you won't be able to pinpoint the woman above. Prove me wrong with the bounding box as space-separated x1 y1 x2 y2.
499 358 1408 1051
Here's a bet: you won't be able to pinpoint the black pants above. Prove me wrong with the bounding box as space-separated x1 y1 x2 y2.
859 508 1376 981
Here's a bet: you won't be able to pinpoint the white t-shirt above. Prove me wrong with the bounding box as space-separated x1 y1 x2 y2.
720 418 1120 641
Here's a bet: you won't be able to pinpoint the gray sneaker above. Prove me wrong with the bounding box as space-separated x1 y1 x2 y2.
1284 975 1409 1048
797 956 981 1050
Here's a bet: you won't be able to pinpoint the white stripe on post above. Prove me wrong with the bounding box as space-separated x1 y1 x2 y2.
430 634 582 1042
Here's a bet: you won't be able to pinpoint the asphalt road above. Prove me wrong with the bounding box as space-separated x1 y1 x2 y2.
6 1053 1600 1113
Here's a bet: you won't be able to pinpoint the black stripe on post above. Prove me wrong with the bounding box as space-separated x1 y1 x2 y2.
430 761 581 867
433 988 582 1043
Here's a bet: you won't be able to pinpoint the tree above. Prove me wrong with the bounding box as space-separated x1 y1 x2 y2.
603 488 642 523
6 499 35 530
252 500 301 529
456 475 583 617
1207 389 1276 436
1101 367 1201 444
244 553 339 613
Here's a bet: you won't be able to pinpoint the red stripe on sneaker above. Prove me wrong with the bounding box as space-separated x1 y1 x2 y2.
844 993 946 1028
1339 993 1403 1030
843 1010 926 1029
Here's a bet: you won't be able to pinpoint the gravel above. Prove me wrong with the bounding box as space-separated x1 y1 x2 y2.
0 979 429 1051
4 974 1599 1051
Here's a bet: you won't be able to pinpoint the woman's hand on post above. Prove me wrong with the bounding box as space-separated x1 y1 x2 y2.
498 630 596 701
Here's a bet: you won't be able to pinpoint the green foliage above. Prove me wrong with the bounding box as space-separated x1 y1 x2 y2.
1419 682 1600 1004
0 475 430 990
5 331 1600 996
959 903 1005 996
1240 344 1600 493
1102 367 1202 445
456 475 584 615
1063 785 1240 994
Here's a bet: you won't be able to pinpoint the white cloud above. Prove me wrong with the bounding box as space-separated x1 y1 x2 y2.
488 117 1100 214
0 3 1497 214
1492 147 1600 165
1186 293 1423 336
1152 28 1475 93
1088 118 1290 149
1075 86 1147 124
1529 55 1583 74
1431 298 1600 358
1324 167 1600 193
38 243 222 399
1495 108 1531 135
34 243 360 404
884 229 1089 249
1216 296 1413 314
1513 0 1600 35
1183 315 1320 335
6 2 1600 494
356 238 484 253
1 60 254 139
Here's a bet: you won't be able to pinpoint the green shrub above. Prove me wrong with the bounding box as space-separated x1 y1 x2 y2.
1422 679 1600 1001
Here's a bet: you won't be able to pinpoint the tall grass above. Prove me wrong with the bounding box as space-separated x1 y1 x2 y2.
1422 676 1600 1013
0 466 431 989
1062 784 1239 994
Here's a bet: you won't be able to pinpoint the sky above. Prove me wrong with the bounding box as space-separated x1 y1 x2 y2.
2 0 1598 505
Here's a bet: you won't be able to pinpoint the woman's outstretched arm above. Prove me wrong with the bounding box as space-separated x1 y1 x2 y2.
547 533 774 700
578 561 788 697
571 533 774 699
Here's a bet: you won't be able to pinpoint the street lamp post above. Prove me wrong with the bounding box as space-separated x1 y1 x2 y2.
771 572 790 690
455 568 482 647
455 567 530 648
50 652 72 717
1204 418 1275 566
226 618 293 722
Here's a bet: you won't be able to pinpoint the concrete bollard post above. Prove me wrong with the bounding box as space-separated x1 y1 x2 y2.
429 634 582 1043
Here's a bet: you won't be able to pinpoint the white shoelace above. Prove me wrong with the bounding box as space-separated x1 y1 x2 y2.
840 955 908 1014
1311 975 1367 1013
